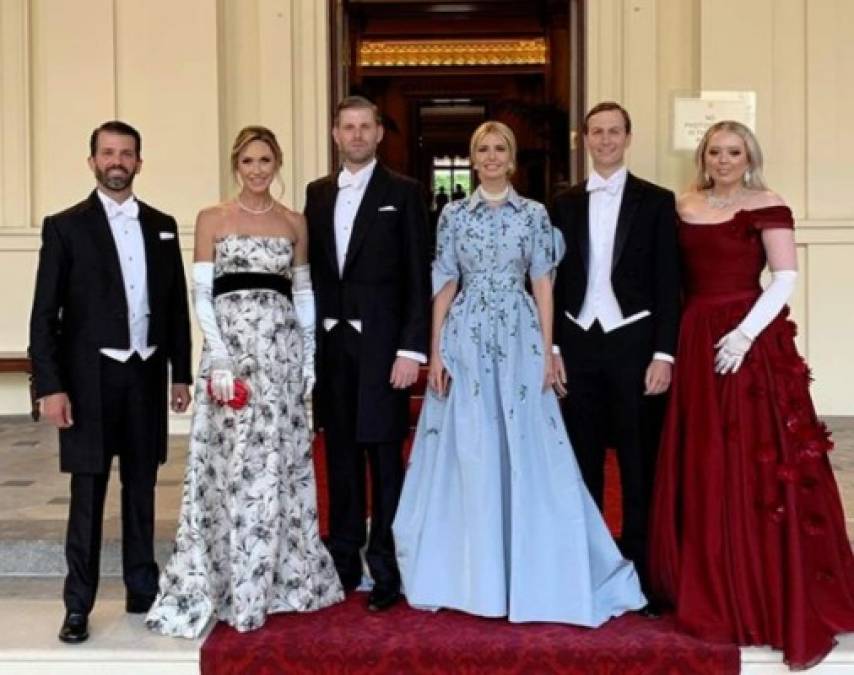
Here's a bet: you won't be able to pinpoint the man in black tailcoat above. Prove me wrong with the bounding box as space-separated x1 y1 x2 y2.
550 102 680 611
304 96 430 611
29 121 192 642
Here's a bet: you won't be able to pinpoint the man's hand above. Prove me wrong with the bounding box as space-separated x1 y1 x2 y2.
644 359 672 395
552 353 567 397
40 392 74 428
170 384 192 413
390 356 420 390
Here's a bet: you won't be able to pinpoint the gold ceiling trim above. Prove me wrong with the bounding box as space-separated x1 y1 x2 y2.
358 38 547 67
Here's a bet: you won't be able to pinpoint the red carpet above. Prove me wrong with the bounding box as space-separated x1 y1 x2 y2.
200 377 738 673
200 593 739 675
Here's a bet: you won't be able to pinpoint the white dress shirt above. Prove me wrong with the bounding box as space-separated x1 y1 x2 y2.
324 160 425 364
561 168 672 363
97 190 156 362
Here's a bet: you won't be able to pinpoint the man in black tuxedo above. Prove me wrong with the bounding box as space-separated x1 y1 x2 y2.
29 121 192 643
550 102 680 607
304 96 430 611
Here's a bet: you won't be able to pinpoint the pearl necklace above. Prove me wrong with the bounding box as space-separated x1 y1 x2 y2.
236 196 275 215
704 188 745 210
478 185 510 202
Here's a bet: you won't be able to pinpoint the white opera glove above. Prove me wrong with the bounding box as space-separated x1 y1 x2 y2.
714 328 753 374
292 264 316 396
714 269 798 375
192 262 234 402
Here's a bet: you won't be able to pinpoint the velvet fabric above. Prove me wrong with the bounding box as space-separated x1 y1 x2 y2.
650 207 854 668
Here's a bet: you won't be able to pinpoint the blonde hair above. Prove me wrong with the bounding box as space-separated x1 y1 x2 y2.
470 121 517 176
694 120 767 191
230 126 283 181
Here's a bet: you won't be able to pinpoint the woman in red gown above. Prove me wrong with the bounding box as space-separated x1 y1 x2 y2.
649 120 854 669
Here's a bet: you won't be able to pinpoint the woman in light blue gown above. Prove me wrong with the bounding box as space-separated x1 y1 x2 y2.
392 121 646 626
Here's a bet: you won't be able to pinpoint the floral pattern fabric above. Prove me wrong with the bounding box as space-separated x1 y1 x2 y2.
393 190 646 626
146 235 343 638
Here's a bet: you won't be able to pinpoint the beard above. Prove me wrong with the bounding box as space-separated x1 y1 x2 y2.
96 166 135 192
341 144 376 166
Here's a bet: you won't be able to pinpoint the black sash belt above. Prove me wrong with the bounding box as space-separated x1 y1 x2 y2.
213 272 292 299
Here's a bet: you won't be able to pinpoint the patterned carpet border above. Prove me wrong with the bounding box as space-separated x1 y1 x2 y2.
200 594 739 675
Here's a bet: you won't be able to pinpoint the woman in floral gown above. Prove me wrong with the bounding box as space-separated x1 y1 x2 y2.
146 127 342 638
649 121 854 668
392 121 646 625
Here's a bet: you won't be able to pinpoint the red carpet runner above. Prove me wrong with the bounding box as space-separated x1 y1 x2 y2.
201 594 738 674
200 373 739 673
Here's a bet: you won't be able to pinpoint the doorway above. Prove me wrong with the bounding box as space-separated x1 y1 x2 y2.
329 0 585 207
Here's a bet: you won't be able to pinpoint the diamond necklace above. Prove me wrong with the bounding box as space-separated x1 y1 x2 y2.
704 188 745 210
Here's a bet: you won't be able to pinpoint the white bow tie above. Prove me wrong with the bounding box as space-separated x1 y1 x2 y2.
587 175 620 195
106 199 139 220
337 172 366 190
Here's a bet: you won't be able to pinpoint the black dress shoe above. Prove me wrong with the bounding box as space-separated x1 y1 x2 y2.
58 612 89 644
639 602 662 619
125 594 156 614
367 586 401 612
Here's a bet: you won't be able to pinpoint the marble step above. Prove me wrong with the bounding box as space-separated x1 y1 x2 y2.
0 577 203 675
0 537 176 576
2 578 854 674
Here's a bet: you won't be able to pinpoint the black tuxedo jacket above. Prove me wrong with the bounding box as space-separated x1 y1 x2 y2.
550 173 680 356
29 191 192 473
305 163 430 442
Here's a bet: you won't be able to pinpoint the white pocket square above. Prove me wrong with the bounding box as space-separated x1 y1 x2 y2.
378 205 397 212
159 232 175 240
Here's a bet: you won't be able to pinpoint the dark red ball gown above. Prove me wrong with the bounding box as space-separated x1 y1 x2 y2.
649 206 854 669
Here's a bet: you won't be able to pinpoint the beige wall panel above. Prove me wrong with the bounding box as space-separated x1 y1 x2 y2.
585 0 624 109
0 0 32 229
806 245 854 415
219 0 329 209
806 0 854 219
622 0 657 180
0 375 32 416
655 0 700 194
700 0 773 102
30 0 115 221
0 250 38 351
767 0 806 218
219 0 261 199
257 0 296 201
0 247 39 415
703 0 806 217
115 0 220 225
290 0 330 203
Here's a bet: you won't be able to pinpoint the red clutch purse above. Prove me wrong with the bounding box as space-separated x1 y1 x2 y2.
206 378 251 410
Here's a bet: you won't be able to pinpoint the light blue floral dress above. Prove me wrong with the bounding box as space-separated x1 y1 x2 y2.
393 189 646 625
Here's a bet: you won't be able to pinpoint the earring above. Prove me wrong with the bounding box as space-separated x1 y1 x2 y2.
703 172 711 186
743 170 751 185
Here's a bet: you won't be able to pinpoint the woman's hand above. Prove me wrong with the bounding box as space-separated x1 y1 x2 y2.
551 353 567 397
714 328 753 374
428 354 451 397
543 353 560 391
